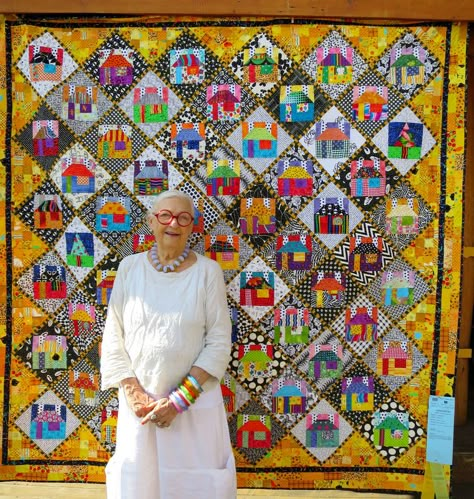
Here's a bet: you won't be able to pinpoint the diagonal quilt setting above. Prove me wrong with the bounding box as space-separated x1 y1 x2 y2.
0 16 467 494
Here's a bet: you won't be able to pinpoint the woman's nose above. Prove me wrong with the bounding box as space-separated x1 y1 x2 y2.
169 217 179 227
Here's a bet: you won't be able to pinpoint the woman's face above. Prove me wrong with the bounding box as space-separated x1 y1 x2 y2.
149 197 194 249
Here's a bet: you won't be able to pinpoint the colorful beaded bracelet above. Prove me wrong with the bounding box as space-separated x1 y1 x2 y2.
169 391 187 413
182 378 199 398
187 374 203 393
168 374 204 413
179 384 195 404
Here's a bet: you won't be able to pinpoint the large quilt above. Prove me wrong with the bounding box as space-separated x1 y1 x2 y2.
0 15 468 494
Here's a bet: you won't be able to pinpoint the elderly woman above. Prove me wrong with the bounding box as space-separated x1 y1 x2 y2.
100 190 236 499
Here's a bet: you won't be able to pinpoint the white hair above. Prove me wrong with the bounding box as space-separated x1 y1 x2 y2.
148 190 195 215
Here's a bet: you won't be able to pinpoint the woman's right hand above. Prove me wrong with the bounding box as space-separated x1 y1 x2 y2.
119 377 154 418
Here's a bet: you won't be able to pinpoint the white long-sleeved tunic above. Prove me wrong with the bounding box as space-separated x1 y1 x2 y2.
100 251 232 395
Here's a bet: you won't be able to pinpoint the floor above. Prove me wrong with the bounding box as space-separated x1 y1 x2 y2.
0 482 415 499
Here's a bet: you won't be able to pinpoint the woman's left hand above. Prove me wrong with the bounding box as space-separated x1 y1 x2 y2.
140 397 178 428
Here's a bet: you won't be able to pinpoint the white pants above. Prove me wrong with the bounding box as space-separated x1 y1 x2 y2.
105 385 237 499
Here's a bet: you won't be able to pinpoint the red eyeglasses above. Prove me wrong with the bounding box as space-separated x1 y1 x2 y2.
154 209 194 227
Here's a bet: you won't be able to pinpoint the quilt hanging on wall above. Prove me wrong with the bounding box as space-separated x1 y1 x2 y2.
0 15 468 493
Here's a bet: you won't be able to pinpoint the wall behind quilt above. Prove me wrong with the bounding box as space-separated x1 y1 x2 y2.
0 15 468 493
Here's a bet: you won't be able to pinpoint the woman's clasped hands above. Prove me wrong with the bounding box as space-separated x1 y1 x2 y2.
140 397 178 428
120 377 177 428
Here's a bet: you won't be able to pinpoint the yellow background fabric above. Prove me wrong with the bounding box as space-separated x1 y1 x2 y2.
0 16 468 493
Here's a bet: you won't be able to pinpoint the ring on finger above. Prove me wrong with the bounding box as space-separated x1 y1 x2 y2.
150 414 157 422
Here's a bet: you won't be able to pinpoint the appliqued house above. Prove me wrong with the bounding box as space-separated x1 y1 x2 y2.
134 160 168 196
98 126 132 159
33 120 59 157
237 415 272 449
317 47 353 85
272 380 307 414
171 123 205 160
349 236 383 272
132 234 155 253
29 45 63 82
206 84 241 121
386 198 419 235
389 48 426 86
240 271 275 307
95 199 130 232
62 161 95 194
133 87 169 123
312 272 346 307
205 234 239 270
345 306 378 343
207 159 240 196
315 121 351 158
274 307 310 345
242 122 277 158
388 121 423 160
96 269 116 305
352 86 388 121
308 344 343 380
314 197 349 234
99 50 133 86
68 371 99 406
373 412 409 447
276 234 312 271
277 159 313 197
66 232 94 268
221 379 236 413
350 158 386 198
63 84 98 121
30 403 67 440
170 49 205 84
238 344 273 379
382 270 415 306
68 303 95 336
190 204 203 235
377 340 412 376
280 85 314 122
306 414 340 448
239 197 276 235
243 46 278 84
101 408 118 443
32 335 68 369
341 376 374 411
34 195 62 229
33 264 67 300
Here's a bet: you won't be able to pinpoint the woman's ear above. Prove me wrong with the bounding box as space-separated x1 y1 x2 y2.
146 213 154 228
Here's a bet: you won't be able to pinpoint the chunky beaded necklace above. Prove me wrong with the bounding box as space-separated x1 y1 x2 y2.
150 243 189 273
